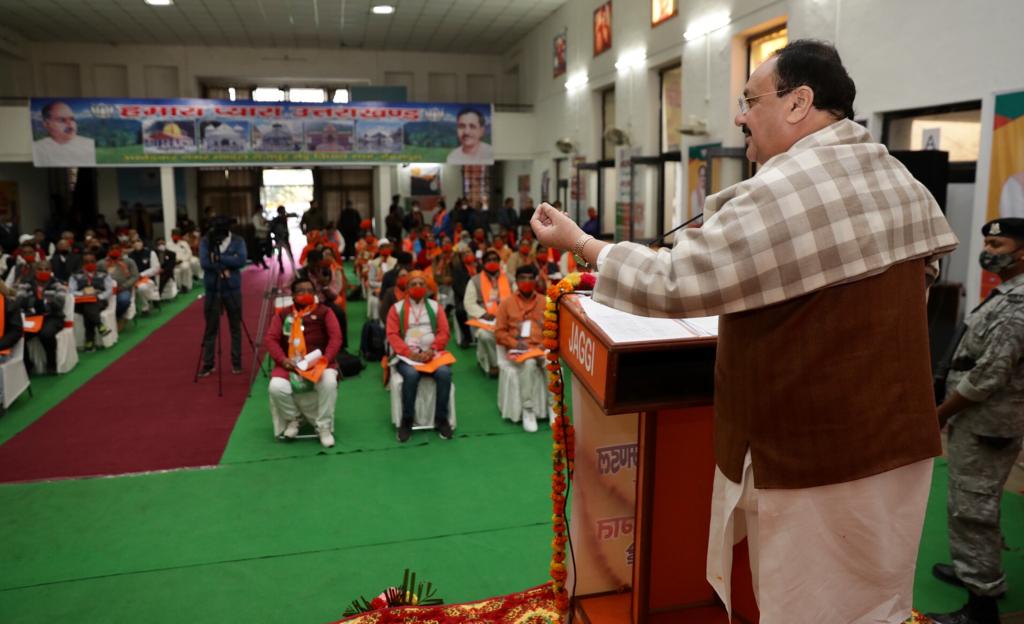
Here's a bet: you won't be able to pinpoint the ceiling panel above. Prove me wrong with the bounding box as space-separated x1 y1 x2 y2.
0 0 566 53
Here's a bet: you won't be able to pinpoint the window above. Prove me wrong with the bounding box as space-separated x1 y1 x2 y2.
601 88 616 161
884 105 982 163
747 25 787 77
202 85 344 103
333 88 350 103
660 65 682 153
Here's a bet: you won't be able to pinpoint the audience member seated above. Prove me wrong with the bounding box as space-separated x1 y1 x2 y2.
0 282 24 409
431 240 455 307
366 241 397 321
297 248 348 351
463 249 511 377
6 241 40 288
50 237 82 283
535 245 561 285
168 229 198 289
506 239 535 277
379 250 414 297
153 237 178 299
32 230 54 258
385 271 453 443
450 251 477 348
265 276 342 448
128 237 161 313
16 260 67 374
379 269 409 322
70 252 114 351
492 236 512 264
469 228 488 254
495 264 549 432
104 246 139 329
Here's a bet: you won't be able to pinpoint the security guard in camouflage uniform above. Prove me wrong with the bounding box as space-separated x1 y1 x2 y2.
928 217 1024 624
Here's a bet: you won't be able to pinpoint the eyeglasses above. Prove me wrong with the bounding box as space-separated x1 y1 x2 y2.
737 89 789 114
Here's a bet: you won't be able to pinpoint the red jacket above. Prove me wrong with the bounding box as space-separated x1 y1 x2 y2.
265 304 342 379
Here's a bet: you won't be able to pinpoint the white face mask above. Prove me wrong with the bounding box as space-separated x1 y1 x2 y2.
157 245 166 252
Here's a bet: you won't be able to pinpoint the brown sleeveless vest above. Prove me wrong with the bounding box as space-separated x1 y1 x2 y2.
714 259 942 489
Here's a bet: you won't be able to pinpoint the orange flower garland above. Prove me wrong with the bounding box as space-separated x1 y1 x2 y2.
544 271 594 615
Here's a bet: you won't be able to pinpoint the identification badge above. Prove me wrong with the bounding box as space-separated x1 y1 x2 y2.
520 320 532 337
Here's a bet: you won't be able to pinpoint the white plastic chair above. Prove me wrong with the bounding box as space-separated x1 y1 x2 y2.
27 293 79 374
388 361 458 431
496 344 550 425
160 277 178 301
0 338 31 409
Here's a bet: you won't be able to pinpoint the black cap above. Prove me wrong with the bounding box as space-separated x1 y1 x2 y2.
982 218 1024 240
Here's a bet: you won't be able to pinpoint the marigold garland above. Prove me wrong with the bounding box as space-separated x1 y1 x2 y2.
544 271 595 615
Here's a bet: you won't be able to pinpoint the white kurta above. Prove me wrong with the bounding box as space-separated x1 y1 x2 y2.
32 136 96 167
707 451 933 624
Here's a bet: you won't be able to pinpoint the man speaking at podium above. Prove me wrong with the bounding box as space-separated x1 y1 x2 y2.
532 40 958 623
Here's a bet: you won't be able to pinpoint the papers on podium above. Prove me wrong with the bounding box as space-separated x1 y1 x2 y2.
576 295 717 344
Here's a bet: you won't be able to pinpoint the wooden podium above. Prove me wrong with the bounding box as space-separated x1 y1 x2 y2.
557 294 759 624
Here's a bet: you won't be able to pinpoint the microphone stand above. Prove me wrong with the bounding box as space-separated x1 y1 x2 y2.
634 212 704 247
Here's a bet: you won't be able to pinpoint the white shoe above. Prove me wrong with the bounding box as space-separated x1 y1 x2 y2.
283 420 299 439
522 410 538 433
318 430 335 448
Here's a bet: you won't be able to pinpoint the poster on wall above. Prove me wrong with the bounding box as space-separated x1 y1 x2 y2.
541 170 550 203
463 165 491 206
0 182 18 224
687 143 721 222
571 156 587 202
553 31 567 78
593 2 612 57
651 0 678 27
409 164 443 212
979 88 1024 299
29 98 495 167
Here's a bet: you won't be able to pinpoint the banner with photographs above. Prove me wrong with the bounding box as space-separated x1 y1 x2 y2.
29 98 495 167
979 88 1024 299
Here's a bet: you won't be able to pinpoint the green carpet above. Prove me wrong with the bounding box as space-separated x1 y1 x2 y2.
0 288 202 447
1 264 1022 622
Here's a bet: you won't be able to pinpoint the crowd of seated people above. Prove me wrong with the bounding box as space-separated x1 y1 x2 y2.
351 196 590 441
0 219 206 398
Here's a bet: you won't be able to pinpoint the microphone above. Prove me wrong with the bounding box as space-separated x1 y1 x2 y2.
634 212 703 247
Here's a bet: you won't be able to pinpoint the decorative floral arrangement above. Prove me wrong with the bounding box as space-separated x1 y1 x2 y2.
341 569 442 617
542 271 596 614
907 610 932 623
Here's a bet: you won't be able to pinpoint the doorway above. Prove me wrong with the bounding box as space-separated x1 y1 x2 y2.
261 168 314 252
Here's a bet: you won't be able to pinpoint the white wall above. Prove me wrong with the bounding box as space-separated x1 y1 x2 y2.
505 0 1024 261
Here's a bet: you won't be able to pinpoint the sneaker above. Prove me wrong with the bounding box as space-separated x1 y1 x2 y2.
231 365 243 375
436 421 454 440
97 325 111 337
396 424 412 443
84 340 96 353
522 410 538 433
197 367 214 378
318 430 335 448
283 420 300 440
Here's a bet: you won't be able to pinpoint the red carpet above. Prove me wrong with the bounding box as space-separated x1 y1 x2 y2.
0 267 273 483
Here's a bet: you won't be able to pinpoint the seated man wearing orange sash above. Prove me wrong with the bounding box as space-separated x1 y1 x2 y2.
265 276 342 449
495 264 549 432
385 271 453 443
462 249 512 377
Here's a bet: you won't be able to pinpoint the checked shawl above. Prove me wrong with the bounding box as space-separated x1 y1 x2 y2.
593 119 958 317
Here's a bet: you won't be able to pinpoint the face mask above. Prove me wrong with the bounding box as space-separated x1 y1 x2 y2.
294 293 315 307
442 244 452 253
396 276 409 290
409 285 427 300
426 241 436 249
84 262 97 272
109 249 122 259
519 245 531 255
463 254 476 266
380 249 392 257
157 245 166 252
518 280 536 295
979 249 1020 273
474 233 485 241
484 261 500 274
23 253 36 263
35 271 52 283
172 235 181 242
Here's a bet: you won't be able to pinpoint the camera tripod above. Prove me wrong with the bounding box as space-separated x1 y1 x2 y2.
246 258 290 396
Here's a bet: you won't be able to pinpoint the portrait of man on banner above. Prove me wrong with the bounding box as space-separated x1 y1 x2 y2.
553 31 567 78
32 100 97 167
651 0 677 27
446 107 494 166
593 2 612 57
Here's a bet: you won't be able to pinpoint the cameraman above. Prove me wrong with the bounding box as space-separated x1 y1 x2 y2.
198 216 247 377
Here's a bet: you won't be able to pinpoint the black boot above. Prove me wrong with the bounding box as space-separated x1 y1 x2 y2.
927 591 1001 624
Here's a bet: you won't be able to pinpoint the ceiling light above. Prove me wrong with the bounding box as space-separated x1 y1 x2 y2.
564 72 589 91
684 12 731 40
371 4 395 15
144 0 174 6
